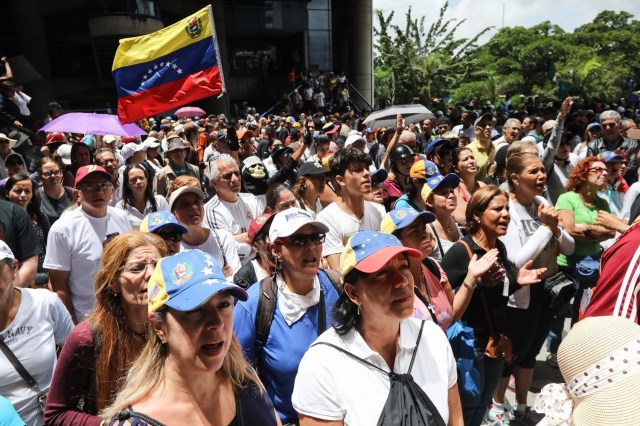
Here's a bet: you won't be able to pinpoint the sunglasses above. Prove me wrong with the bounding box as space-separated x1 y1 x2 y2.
277 233 326 246
41 169 62 178
588 167 607 175
155 232 182 243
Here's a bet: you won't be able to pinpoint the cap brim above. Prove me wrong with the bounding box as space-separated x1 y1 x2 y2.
76 170 112 186
395 211 436 229
355 246 423 273
440 173 461 188
277 220 330 238
165 280 249 312
151 223 188 234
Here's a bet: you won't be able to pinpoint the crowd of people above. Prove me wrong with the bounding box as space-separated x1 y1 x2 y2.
1 93 640 426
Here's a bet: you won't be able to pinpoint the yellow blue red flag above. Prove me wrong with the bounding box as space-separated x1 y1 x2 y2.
112 5 224 123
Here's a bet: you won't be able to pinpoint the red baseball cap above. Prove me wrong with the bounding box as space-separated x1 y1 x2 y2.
248 213 275 244
75 165 111 187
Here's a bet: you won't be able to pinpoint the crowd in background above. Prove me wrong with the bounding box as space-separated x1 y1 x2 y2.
2 88 640 426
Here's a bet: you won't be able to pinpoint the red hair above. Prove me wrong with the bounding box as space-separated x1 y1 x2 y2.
566 156 601 192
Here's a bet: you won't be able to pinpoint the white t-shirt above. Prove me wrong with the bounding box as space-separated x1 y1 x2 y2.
180 228 242 281
43 207 133 320
116 195 169 230
203 193 263 234
0 289 73 426
316 201 384 257
292 318 457 425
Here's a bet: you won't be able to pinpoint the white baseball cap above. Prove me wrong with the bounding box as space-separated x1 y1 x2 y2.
121 142 144 161
57 143 72 165
269 208 329 241
0 240 15 262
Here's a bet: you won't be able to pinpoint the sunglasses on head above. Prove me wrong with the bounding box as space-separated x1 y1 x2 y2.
155 231 182 243
277 232 326 246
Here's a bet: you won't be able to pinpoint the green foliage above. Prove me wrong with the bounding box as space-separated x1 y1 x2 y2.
374 8 640 105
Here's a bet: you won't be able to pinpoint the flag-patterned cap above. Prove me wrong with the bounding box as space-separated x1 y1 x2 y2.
340 230 422 283
140 211 187 234
148 249 247 313
380 207 435 234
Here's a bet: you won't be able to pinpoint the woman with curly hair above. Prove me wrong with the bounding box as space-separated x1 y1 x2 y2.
546 157 617 366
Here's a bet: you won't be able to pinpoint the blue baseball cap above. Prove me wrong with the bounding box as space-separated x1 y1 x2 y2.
380 207 435 234
425 138 454 156
140 211 187 234
340 230 422 282
148 250 248 313
598 151 625 163
420 167 460 201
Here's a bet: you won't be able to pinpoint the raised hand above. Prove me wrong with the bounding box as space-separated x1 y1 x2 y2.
468 249 499 281
516 260 546 286
560 96 573 118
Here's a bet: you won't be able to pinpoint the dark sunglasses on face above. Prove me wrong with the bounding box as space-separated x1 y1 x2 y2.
155 232 182 243
41 169 62 178
221 171 240 180
278 232 326 246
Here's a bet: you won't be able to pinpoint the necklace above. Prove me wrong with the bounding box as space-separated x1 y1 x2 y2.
471 235 492 252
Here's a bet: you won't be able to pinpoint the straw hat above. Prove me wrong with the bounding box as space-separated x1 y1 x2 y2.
536 316 640 425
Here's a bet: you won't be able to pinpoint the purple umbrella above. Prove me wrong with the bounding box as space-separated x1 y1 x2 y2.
39 113 147 136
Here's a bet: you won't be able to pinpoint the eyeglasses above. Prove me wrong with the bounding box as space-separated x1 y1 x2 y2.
588 167 607 175
78 182 113 192
277 233 326 246
221 171 240 180
155 232 182 243
602 123 617 129
119 260 158 274
41 169 62 178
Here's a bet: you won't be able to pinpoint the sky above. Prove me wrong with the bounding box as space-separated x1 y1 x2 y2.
372 0 640 46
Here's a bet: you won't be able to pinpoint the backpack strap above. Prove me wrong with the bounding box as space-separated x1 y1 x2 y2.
320 268 343 295
254 274 277 367
312 342 389 375
422 256 441 281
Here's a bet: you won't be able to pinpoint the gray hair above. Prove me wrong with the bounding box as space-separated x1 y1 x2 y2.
208 153 238 182
503 118 522 129
599 110 621 123
398 130 416 145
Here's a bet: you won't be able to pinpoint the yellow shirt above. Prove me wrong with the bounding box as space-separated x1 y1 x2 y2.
468 138 495 181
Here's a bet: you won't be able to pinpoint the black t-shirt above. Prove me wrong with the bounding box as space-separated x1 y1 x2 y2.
38 186 74 225
0 199 40 261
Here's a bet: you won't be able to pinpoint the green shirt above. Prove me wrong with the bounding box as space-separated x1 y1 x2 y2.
556 191 610 266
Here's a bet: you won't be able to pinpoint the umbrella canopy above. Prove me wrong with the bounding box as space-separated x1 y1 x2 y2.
363 104 435 129
175 106 206 118
39 113 147 137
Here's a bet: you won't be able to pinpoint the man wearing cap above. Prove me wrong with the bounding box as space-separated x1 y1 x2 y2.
587 110 639 184
153 134 200 198
0 132 17 179
102 135 126 167
44 165 132 322
267 139 308 187
204 154 263 260
426 138 456 175
316 146 384 270
141 137 162 181
467 113 495 181
94 148 123 207
140 210 188 256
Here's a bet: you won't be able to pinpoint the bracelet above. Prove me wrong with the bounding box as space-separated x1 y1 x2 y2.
463 280 477 291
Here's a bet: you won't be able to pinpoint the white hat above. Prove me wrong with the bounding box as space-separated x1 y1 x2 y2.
0 240 15 262
168 186 205 211
535 316 640 425
0 133 17 149
121 143 143 161
345 133 365 147
57 143 72 165
103 135 118 145
269 208 329 241
241 155 263 174
142 137 160 150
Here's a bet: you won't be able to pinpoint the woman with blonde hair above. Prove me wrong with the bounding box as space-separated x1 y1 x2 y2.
101 250 279 425
44 232 167 425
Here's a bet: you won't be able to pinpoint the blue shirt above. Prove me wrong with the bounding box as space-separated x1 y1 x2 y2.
393 194 421 212
233 271 340 423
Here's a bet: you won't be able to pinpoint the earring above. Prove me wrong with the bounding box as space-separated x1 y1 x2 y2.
357 304 361 316
159 336 167 344
274 256 283 271
108 288 119 297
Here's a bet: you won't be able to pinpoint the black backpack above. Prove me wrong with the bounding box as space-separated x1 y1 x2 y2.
253 269 342 365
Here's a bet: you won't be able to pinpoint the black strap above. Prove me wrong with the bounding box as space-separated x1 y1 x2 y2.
115 408 166 426
0 335 40 393
414 286 439 325
429 223 445 258
312 320 426 375
254 269 342 366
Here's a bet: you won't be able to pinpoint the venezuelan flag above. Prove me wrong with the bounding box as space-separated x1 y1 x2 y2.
112 5 225 123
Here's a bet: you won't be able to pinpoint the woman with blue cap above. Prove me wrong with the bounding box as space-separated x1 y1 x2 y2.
292 230 464 426
102 250 279 425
